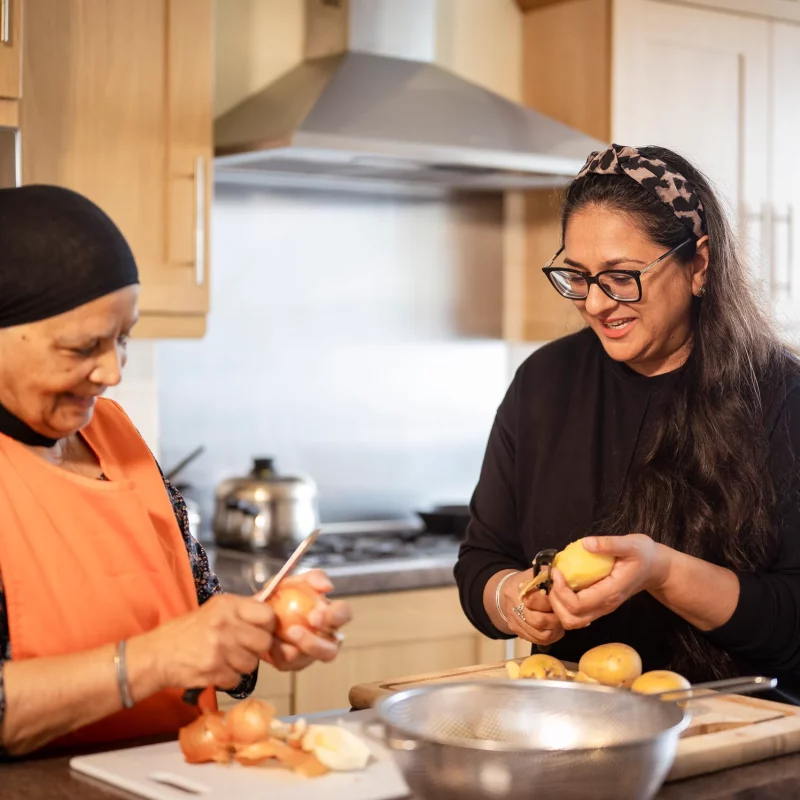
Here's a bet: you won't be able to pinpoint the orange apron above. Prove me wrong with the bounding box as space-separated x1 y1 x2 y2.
0 398 216 750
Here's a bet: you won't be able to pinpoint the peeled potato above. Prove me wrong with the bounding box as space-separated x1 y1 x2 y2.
505 661 521 680
553 540 616 592
631 670 691 700
518 654 567 680
301 725 371 772
573 670 599 684
579 643 642 688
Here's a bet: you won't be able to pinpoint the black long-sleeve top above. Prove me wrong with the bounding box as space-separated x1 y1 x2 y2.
455 328 800 696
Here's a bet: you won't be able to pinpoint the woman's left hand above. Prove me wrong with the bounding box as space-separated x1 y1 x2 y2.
548 534 671 630
261 570 352 672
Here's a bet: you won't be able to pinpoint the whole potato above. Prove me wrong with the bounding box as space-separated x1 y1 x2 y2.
518 654 567 680
579 643 642 688
631 670 690 700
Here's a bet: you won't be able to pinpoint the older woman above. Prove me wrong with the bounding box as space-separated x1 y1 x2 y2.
0 185 351 757
455 144 800 698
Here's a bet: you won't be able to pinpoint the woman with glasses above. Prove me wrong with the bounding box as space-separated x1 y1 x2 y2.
455 144 800 697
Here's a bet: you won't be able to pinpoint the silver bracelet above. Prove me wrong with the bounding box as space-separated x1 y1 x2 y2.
495 570 521 625
114 640 135 709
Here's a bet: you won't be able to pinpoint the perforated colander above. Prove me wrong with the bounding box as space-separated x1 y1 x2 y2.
374 680 689 800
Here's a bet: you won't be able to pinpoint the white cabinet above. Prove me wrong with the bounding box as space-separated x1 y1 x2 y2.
770 22 800 332
518 0 800 340
613 0 769 279
613 0 800 332
666 0 800 23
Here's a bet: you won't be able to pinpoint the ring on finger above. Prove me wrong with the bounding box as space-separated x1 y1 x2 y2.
512 603 526 622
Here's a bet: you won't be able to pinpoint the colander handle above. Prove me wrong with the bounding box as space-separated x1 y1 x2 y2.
656 675 777 703
362 720 420 752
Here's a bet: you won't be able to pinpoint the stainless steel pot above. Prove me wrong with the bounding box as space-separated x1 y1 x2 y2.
213 458 319 551
374 680 689 800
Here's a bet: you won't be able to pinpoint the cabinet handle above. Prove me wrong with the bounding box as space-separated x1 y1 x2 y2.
743 204 772 292
194 156 205 287
788 205 794 299
13 126 20 187
1 0 9 45
771 205 794 299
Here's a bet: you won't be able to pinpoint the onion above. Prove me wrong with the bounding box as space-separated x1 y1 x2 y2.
225 698 276 746
234 739 278 766
178 712 230 764
270 738 329 778
269 579 325 640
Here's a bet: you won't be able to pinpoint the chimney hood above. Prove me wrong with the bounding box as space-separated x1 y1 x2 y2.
214 0 606 195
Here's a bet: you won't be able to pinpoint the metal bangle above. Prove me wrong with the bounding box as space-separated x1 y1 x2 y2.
114 640 135 710
495 570 520 625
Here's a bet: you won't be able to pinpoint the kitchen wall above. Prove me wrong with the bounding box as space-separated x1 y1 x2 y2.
155 186 517 528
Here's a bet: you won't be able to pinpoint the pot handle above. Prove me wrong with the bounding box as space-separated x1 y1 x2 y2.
361 719 420 752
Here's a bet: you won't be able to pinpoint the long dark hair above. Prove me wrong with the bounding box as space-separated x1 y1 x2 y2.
562 146 792 679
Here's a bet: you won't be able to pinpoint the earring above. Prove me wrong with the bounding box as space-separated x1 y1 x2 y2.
696 285 706 298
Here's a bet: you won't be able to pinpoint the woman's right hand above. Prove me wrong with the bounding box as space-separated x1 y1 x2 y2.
133 594 276 692
499 569 565 647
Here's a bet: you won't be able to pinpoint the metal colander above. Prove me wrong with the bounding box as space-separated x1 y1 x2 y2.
374 680 688 800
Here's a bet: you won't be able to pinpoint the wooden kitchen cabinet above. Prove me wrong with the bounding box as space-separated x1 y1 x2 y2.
19 0 212 338
293 587 505 715
516 0 800 340
0 0 22 100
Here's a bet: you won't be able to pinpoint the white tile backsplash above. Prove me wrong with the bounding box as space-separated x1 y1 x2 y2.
105 339 160 455
154 185 516 529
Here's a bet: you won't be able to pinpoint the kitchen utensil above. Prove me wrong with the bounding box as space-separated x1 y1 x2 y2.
183 529 322 706
527 548 558 654
373 680 688 800
254 527 321 602
653 675 776 703
213 457 319 551
351 658 800 783
164 445 205 482
416 505 470 537
69 716 409 800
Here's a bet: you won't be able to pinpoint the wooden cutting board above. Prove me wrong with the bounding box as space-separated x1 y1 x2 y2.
349 657 800 783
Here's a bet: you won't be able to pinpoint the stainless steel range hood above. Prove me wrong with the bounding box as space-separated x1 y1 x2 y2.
214 0 606 194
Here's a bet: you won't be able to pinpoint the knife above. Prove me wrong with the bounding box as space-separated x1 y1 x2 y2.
182 529 322 706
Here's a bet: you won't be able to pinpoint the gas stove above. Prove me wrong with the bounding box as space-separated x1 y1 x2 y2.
207 522 462 596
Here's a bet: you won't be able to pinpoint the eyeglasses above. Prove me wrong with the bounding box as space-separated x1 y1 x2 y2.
542 239 694 303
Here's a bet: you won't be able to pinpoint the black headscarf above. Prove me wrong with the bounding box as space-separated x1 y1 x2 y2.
0 185 140 446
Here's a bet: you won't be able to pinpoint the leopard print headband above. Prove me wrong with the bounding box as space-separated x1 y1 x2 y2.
576 144 706 239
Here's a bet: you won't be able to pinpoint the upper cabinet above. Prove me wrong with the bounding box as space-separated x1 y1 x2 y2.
19 0 213 338
517 0 800 341
0 0 22 99
770 22 800 332
515 0 800 21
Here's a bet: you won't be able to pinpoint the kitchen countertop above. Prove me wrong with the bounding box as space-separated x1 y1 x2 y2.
206 543 460 597
7 710 800 800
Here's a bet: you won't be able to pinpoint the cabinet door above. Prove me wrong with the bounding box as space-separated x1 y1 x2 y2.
770 21 800 332
665 0 800 23
293 588 506 715
144 0 212 317
19 0 211 321
0 0 22 99
612 0 770 283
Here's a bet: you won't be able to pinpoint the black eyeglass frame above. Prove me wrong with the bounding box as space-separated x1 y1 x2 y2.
541 239 694 303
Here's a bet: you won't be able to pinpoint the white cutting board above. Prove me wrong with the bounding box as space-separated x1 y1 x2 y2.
70 719 411 800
